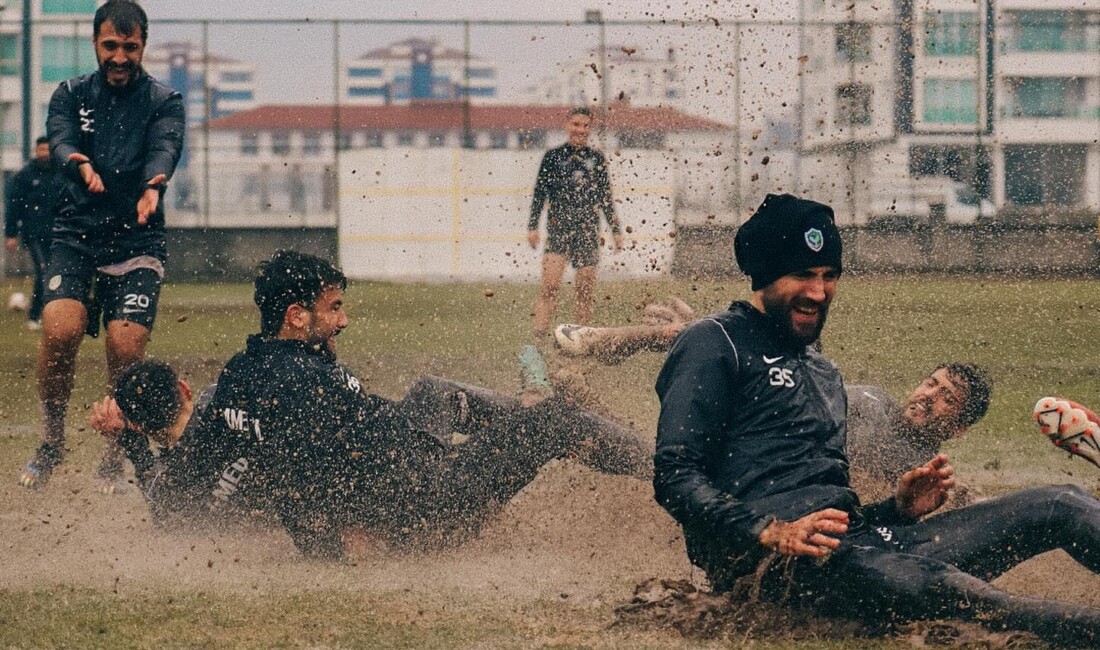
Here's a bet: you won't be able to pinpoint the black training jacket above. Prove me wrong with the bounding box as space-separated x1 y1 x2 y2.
46 69 184 263
654 301 909 581
528 143 619 236
120 336 412 559
4 160 63 242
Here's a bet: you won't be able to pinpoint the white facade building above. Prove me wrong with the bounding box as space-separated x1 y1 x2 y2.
520 46 684 109
143 42 257 123
341 38 497 105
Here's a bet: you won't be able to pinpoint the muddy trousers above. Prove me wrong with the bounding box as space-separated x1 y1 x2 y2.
791 485 1100 646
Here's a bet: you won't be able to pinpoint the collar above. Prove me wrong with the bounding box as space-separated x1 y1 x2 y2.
246 333 336 364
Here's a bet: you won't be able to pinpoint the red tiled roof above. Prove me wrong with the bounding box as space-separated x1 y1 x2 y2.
208 103 727 132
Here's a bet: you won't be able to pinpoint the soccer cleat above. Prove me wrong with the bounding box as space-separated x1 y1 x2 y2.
17 443 63 490
554 324 599 357
1033 397 1100 469
518 344 552 391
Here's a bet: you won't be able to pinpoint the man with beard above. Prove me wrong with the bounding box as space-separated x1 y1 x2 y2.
92 250 650 559
654 193 1100 646
847 363 992 500
19 0 184 491
5 137 64 330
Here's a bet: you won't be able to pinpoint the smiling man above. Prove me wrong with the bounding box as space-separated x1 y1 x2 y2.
653 193 1100 646
20 0 184 492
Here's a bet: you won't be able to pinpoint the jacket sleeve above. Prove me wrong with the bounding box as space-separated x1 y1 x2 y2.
4 172 22 237
46 81 84 174
528 151 550 231
141 89 186 183
653 320 775 550
594 152 620 234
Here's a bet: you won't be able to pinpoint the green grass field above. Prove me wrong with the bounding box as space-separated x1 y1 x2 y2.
1 275 1098 648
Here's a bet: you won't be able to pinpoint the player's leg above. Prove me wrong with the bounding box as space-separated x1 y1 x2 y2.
98 268 161 492
555 322 679 364
573 264 597 326
896 484 1100 578
533 252 567 336
20 243 92 489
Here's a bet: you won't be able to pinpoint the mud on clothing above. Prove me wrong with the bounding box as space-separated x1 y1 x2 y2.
529 143 619 268
654 301 1100 646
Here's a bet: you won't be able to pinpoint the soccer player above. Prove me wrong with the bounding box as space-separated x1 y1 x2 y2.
654 193 1100 646
528 106 623 338
19 0 185 491
4 137 64 329
93 251 650 559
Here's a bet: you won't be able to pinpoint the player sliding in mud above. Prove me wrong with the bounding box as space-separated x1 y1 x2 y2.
90 250 650 560
653 194 1100 647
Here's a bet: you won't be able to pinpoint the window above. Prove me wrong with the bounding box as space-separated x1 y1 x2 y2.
922 79 977 124
1005 11 1088 53
1006 77 1085 118
396 132 415 147
0 35 16 76
240 134 259 156
303 133 322 156
42 0 97 13
348 86 387 98
617 129 666 149
835 23 872 63
272 133 291 156
219 71 253 84
40 35 96 83
467 67 495 79
836 83 872 126
1004 145 1085 206
518 130 546 150
337 133 352 150
427 132 447 148
488 132 508 149
925 12 979 56
364 132 384 148
215 90 253 102
348 67 383 78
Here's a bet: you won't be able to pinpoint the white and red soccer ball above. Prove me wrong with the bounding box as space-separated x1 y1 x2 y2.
7 291 27 312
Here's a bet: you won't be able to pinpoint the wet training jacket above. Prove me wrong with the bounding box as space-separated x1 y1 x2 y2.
4 161 64 242
528 143 619 237
46 69 184 263
654 301 908 580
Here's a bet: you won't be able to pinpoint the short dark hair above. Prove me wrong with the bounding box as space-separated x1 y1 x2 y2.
94 1 149 43
937 362 993 428
254 250 347 336
35 136 49 146
567 106 593 119
115 359 181 434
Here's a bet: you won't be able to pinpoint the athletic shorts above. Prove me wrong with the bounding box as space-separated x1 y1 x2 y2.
544 228 599 269
44 242 163 337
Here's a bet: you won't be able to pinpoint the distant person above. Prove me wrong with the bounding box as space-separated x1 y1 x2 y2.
4 136 64 329
19 0 185 491
91 251 650 559
528 106 623 338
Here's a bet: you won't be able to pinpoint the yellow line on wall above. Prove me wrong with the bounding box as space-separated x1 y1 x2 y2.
340 185 674 198
341 232 675 244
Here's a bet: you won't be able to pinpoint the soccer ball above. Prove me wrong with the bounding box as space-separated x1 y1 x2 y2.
7 291 27 312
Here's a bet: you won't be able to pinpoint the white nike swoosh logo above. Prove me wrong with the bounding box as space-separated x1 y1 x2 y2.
763 355 783 364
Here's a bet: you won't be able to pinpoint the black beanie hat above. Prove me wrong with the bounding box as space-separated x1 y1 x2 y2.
734 193 843 291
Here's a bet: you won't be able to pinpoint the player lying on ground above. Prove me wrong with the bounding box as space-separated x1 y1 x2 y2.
91 250 650 560
654 193 1100 647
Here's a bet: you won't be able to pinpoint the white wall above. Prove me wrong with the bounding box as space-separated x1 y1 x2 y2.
338 148 677 281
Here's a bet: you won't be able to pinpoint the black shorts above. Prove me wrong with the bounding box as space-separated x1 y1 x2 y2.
544 228 599 269
44 243 162 337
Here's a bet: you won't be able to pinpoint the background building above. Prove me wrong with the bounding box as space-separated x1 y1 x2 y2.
341 38 498 105
520 45 684 109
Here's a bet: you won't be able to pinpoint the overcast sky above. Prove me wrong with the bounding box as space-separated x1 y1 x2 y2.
140 1 801 125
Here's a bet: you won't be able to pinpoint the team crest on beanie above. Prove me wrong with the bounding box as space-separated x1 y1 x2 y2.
804 228 823 252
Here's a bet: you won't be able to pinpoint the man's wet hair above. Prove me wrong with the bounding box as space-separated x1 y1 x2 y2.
35 136 48 146
254 250 347 336
94 0 149 42
568 106 593 119
938 362 993 428
115 359 181 434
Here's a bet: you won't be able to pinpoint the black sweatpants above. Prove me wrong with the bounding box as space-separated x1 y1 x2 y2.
785 485 1100 646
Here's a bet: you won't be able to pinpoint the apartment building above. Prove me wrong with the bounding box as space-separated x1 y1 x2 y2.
519 46 684 109
341 38 498 105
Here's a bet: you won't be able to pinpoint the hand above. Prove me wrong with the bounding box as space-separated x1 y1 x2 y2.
70 155 104 193
136 174 166 225
896 453 956 519
612 232 624 251
758 508 849 557
527 229 539 249
90 397 128 440
5 237 17 252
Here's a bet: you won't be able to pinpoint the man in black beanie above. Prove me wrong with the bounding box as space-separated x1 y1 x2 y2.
653 194 1100 646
